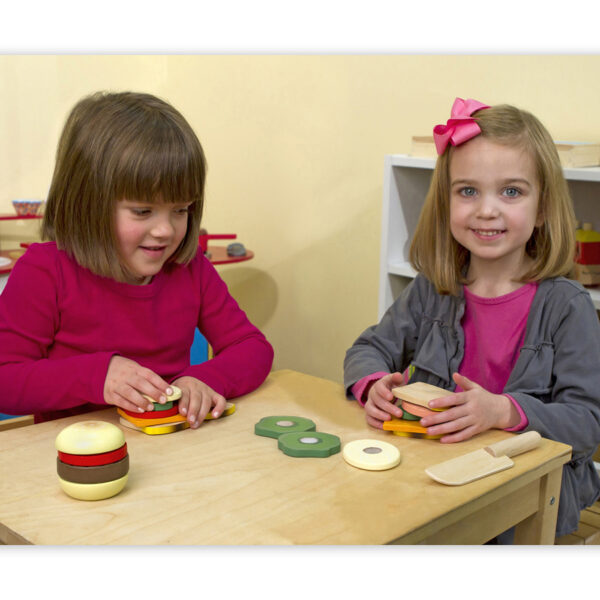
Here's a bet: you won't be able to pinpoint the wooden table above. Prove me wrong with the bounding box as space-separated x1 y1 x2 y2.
0 370 571 545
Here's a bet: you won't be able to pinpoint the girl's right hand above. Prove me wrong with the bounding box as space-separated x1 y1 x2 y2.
103 356 173 413
364 372 405 429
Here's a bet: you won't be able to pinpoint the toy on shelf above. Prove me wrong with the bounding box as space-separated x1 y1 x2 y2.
55 421 129 501
226 242 247 257
408 136 600 168
573 222 600 286
199 230 237 257
11 199 44 216
117 385 236 434
197 229 254 265
383 382 455 440
555 142 600 168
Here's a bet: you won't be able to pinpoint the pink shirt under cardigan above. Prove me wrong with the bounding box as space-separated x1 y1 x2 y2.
352 283 538 431
0 242 274 423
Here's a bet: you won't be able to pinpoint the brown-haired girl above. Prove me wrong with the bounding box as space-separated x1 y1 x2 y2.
0 91 273 428
344 98 600 540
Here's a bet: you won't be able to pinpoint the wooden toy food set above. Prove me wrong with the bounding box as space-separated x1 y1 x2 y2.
54 382 541 503
383 381 455 439
254 416 402 471
55 421 129 501
574 222 600 286
117 385 235 435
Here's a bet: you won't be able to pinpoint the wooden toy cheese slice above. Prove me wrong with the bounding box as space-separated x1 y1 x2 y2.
391 430 443 440
382 419 429 434
120 417 190 435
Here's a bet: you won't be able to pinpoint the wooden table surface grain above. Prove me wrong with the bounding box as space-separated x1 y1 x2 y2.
0 369 571 545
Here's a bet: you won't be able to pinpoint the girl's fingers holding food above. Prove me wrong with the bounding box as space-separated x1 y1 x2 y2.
210 394 227 419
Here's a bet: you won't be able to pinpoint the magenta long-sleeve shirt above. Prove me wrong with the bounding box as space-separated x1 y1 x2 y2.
0 242 273 422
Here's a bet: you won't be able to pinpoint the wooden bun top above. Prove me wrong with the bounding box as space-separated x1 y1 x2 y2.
55 421 125 455
142 385 182 404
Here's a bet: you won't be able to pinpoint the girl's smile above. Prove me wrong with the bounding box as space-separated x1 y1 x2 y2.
114 199 192 284
471 228 506 239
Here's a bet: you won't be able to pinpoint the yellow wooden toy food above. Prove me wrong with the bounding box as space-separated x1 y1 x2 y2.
55 421 129 501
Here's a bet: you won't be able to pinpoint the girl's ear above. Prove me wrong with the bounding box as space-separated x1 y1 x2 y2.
535 211 544 228
535 200 544 228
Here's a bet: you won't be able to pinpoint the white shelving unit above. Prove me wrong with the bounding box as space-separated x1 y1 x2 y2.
379 154 600 318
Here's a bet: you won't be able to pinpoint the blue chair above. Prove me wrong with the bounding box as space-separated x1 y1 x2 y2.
0 413 34 430
190 329 209 364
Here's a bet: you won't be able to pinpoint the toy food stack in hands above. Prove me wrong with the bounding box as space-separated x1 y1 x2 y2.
383 382 454 440
117 385 188 434
117 385 235 435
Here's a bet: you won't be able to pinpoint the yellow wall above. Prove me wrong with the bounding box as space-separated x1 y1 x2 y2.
2 55 600 383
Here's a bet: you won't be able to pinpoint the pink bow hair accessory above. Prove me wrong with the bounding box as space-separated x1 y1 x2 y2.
432 98 490 155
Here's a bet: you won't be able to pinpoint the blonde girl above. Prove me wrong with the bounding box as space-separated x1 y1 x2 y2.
344 98 600 540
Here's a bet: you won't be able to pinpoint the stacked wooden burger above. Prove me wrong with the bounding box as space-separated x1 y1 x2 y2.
117 385 236 435
117 385 191 435
383 382 452 440
55 421 129 500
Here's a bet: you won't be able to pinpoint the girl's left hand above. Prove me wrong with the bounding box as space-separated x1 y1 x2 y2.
419 372 520 443
171 376 227 429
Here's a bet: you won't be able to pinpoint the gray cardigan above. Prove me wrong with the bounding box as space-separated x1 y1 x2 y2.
344 274 600 537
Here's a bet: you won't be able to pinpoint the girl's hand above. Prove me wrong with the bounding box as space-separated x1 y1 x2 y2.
364 372 405 429
419 372 520 443
104 356 174 413
172 376 227 429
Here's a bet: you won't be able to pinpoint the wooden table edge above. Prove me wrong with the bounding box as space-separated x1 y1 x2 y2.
389 445 571 545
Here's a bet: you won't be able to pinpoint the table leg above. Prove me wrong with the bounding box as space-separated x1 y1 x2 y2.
513 467 562 545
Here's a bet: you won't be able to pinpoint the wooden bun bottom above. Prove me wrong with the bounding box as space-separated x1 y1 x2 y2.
58 473 129 501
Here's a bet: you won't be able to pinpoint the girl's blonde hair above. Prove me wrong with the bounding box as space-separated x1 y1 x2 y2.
42 91 207 283
409 103 576 295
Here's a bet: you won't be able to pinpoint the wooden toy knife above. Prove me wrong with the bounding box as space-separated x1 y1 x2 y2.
425 431 542 485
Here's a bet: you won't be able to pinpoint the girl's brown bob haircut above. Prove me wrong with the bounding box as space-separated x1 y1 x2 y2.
409 103 576 296
42 91 207 282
